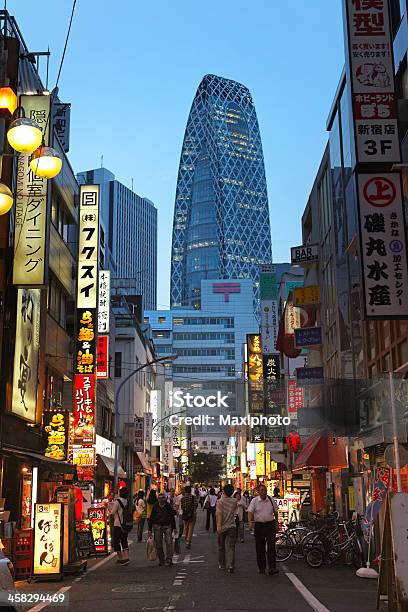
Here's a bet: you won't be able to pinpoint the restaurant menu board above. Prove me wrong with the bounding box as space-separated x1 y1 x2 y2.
88 506 108 553
33 503 63 576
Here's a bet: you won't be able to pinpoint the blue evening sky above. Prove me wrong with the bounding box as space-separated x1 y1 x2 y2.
11 0 345 308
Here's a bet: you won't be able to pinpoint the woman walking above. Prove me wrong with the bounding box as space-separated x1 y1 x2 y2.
204 487 218 532
234 490 246 542
108 486 130 565
135 490 146 542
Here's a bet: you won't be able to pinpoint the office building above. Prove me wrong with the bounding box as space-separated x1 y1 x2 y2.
170 74 272 311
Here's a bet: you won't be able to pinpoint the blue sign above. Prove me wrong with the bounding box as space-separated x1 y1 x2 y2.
296 367 324 380
294 326 322 348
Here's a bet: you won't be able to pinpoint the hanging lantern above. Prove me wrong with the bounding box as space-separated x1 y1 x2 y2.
0 183 13 215
29 146 62 179
7 116 42 154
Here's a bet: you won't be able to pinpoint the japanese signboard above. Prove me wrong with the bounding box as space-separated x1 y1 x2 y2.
262 354 281 382
362 467 389 541
293 286 321 306
287 379 303 420
88 506 108 553
134 417 144 452
53 102 71 152
73 375 95 445
162 439 173 476
144 412 152 443
12 288 41 422
33 503 63 576
96 335 109 379
76 309 96 376
247 334 263 381
43 411 68 461
72 446 96 467
249 460 257 480
284 300 302 335
343 0 400 164
291 244 319 266
151 390 161 447
13 95 50 287
357 173 408 317
296 367 324 381
255 443 265 476
77 185 99 309
294 326 322 347
98 270 110 333
260 268 278 300
260 268 278 353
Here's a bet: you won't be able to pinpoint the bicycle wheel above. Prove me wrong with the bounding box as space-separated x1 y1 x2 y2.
301 531 324 556
306 547 324 569
290 527 309 559
275 532 292 562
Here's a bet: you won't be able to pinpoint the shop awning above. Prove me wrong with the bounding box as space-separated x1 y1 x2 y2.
97 455 127 478
2 446 76 474
134 452 152 475
292 435 348 472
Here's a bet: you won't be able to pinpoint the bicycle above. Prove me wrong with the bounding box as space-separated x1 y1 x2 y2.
305 521 363 569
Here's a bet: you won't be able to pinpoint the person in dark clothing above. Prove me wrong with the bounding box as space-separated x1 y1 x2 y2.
204 487 217 532
148 493 176 566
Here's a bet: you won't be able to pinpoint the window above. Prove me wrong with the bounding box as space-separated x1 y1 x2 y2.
153 330 171 339
158 317 167 324
202 441 207 446
51 195 70 243
173 332 234 343
114 352 122 378
48 276 67 329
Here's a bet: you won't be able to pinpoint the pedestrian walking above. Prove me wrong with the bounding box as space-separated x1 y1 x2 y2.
247 483 279 575
175 486 185 540
108 486 130 565
204 487 217 532
135 490 146 543
181 485 198 549
148 493 177 566
216 483 238 573
234 490 246 542
199 486 207 508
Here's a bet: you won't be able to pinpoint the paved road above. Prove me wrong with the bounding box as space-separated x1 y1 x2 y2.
20 511 380 612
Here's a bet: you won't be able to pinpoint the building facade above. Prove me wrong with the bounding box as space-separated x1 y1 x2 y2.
170 74 272 312
78 167 157 310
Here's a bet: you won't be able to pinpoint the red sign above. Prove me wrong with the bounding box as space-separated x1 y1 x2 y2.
363 176 396 207
88 506 108 553
96 335 108 379
287 379 303 420
73 375 95 445
212 282 240 302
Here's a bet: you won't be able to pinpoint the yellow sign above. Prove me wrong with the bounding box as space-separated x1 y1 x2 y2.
255 443 265 476
293 286 320 306
33 503 63 576
72 447 96 466
271 460 278 473
247 334 263 381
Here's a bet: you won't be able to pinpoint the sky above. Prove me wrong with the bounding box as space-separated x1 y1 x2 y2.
10 0 345 309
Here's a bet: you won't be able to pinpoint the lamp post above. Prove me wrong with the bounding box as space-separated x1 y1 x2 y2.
113 354 176 492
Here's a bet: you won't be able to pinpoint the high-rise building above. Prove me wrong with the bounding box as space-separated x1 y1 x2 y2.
77 168 157 310
170 74 272 311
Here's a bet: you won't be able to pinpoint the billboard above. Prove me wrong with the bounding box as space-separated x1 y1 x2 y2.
247 334 263 381
294 326 322 347
73 375 95 446
291 244 319 266
293 286 320 306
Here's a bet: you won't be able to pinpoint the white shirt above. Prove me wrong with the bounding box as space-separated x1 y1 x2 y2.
108 496 128 527
204 494 217 508
248 495 277 523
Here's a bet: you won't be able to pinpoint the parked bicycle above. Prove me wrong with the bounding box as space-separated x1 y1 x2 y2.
305 519 363 569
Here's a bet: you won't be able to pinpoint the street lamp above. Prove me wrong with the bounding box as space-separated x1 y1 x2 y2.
7 115 42 154
113 354 177 491
0 183 13 215
29 146 62 179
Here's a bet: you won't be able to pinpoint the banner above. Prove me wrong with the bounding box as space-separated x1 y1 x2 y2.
134 417 144 452
362 467 390 542
98 270 110 333
33 503 63 576
77 185 99 309
255 442 265 476
96 335 108 379
73 375 95 446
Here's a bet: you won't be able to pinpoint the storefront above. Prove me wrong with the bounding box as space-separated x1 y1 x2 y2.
94 435 126 500
133 451 152 493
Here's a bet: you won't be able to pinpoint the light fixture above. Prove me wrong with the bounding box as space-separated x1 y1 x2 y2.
0 183 13 215
29 146 62 179
0 87 18 115
7 116 42 154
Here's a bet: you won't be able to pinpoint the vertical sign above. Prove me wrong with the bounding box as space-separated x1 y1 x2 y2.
96 335 109 379
151 390 161 447
287 379 303 420
88 506 108 553
358 173 408 317
144 412 152 444
53 103 71 152
134 417 144 452
263 353 281 416
13 95 51 286
247 334 263 381
73 375 95 445
12 288 41 422
260 266 278 353
33 503 63 576
77 185 99 309
43 411 68 461
343 0 400 164
98 270 110 333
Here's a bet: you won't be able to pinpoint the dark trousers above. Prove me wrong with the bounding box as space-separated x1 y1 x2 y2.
206 507 216 531
137 518 145 542
254 521 276 571
112 526 128 552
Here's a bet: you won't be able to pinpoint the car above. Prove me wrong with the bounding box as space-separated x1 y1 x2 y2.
0 546 21 612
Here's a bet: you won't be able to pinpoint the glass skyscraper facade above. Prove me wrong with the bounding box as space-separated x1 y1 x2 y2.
170 74 272 310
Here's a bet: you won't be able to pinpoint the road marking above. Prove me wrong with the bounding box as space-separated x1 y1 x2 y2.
26 586 71 612
285 572 331 612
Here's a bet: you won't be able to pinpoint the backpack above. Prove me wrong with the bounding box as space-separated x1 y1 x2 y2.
117 498 134 533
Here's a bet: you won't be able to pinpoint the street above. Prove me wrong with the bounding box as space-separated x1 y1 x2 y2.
18 513 380 612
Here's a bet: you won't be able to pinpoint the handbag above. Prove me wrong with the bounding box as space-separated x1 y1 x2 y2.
146 535 157 561
133 510 142 522
203 497 210 511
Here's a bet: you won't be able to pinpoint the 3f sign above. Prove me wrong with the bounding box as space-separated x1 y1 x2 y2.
364 140 393 156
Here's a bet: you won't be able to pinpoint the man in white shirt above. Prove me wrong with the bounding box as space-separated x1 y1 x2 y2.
248 484 278 575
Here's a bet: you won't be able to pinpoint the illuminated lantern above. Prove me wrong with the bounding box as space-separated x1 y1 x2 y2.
286 432 301 453
30 146 62 179
0 87 18 115
0 183 13 215
7 116 42 153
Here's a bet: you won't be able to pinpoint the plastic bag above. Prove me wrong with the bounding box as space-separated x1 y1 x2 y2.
146 535 157 561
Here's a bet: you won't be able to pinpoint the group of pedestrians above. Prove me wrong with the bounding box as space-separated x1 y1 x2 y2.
107 482 280 576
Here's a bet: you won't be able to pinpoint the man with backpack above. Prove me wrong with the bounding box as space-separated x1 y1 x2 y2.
108 486 133 565
247 483 279 575
181 485 198 549
148 493 177 566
